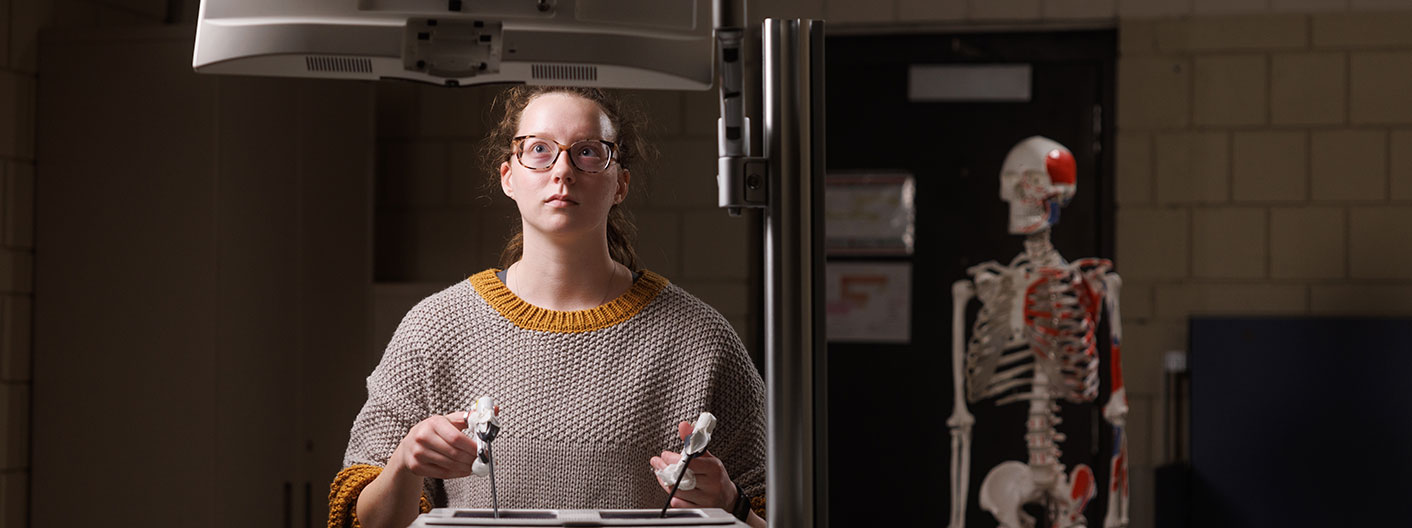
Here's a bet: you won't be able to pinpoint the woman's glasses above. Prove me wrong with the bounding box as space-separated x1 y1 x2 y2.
512 135 617 173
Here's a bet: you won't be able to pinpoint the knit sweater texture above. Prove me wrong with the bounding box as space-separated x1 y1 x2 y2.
338 268 767 516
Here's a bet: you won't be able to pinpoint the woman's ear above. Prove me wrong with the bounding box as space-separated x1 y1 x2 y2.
615 169 631 204
500 161 514 198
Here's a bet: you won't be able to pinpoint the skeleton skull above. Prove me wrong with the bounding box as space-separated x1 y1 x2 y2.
999 136 1076 235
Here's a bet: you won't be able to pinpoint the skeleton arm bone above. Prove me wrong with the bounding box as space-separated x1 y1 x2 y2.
1099 273 1129 528
948 280 977 528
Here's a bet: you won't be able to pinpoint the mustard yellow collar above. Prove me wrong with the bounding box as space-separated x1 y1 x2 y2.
469 268 668 333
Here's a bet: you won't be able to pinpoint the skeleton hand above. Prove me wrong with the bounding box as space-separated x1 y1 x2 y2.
391 411 481 480
649 421 739 510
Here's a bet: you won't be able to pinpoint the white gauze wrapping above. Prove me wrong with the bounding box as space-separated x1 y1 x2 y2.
654 412 717 491
465 396 499 477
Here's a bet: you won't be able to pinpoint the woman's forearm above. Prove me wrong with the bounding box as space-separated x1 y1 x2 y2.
354 446 425 528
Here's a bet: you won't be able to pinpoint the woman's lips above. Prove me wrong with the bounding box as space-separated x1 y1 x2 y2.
545 194 578 207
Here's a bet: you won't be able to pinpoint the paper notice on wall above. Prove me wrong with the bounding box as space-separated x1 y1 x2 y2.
825 262 911 343
825 172 916 256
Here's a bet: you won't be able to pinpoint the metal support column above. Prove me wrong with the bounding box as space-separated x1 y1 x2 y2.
762 18 826 528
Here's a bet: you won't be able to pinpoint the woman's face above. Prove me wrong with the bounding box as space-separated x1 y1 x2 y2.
500 92 630 241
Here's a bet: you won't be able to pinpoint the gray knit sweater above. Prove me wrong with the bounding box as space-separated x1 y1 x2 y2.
341 269 766 510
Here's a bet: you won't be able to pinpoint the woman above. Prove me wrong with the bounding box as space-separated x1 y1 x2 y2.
328 86 767 528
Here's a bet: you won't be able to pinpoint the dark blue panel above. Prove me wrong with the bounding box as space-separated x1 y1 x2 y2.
1190 317 1412 528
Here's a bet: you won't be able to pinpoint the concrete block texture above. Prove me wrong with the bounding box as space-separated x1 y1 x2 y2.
1233 131 1308 202
0 251 30 294
1351 52 1412 124
1127 453 1157 528
376 209 486 282
1271 53 1347 125
1043 0 1116 19
378 140 450 208
0 71 34 160
1 470 26 527
1156 15 1308 52
825 0 897 23
752 0 827 20
375 82 419 139
1120 321 1186 397
6 162 33 250
622 89 684 138
1192 207 1267 278
96 0 168 19
0 296 29 382
1118 0 1192 17
1351 0 1412 8
1155 132 1229 204
1349 206 1412 278
632 210 683 278
1314 12 1412 48
1311 129 1386 201
1121 395 1155 478
681 210 751 280
1120 19 1160 56
1116 208 1189 279
1272 0 1349 11
969 0 1042 20
1311 283 1412 315
1155 282 1308 319
1117 58 1191 129
1118 279 1156 320
898 0 968 20
1392 130 1412 200
1270 206 1347 278
647 138 718 209
449 140 502 208
1117 132 1154 205
1193 55 1268 126
417 84 495 138
0 0 10 70
674 280 750 318
1193 0 1268 14
10 0 51 73
1 382 27 470
681 88 718 139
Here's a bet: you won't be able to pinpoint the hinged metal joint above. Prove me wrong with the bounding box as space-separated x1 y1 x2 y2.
718 156 769 216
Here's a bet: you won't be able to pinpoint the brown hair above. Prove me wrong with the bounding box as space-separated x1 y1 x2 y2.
483 86 654 271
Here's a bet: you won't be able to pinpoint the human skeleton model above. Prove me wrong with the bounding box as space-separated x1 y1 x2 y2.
947 137 1129 528
464 396 503 514
654 412 718 514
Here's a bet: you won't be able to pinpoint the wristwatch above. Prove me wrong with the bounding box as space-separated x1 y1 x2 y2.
730 482 751 522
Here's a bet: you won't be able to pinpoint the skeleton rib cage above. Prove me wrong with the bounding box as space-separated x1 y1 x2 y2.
966 255 1110 408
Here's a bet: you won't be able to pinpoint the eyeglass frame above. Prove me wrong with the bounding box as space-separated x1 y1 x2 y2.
511 135 619 174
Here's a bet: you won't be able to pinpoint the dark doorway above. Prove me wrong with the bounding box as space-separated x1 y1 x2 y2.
824 29 1117 527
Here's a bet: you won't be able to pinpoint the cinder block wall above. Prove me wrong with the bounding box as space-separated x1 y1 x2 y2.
7 0 1412 527
1 1 172 526
1116 10 1412 527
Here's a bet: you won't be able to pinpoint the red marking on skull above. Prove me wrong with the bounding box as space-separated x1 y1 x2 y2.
1046 148 1076 186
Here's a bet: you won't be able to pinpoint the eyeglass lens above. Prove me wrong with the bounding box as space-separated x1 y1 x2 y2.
518 137 611 172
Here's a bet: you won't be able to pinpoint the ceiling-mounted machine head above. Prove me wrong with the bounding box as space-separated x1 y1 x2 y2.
193 0 716 90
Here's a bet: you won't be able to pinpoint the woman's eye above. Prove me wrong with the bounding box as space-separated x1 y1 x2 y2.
531 144 549 154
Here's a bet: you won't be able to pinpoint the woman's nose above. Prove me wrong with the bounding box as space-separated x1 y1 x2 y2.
550 155 575 184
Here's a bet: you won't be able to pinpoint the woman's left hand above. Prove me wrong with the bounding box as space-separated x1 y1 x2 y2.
649 421 739 509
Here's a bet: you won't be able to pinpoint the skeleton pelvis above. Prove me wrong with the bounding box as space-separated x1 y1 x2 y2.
980 461 1097 528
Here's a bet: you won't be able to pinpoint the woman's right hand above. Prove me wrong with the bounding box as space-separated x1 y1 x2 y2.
390 411 482 479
